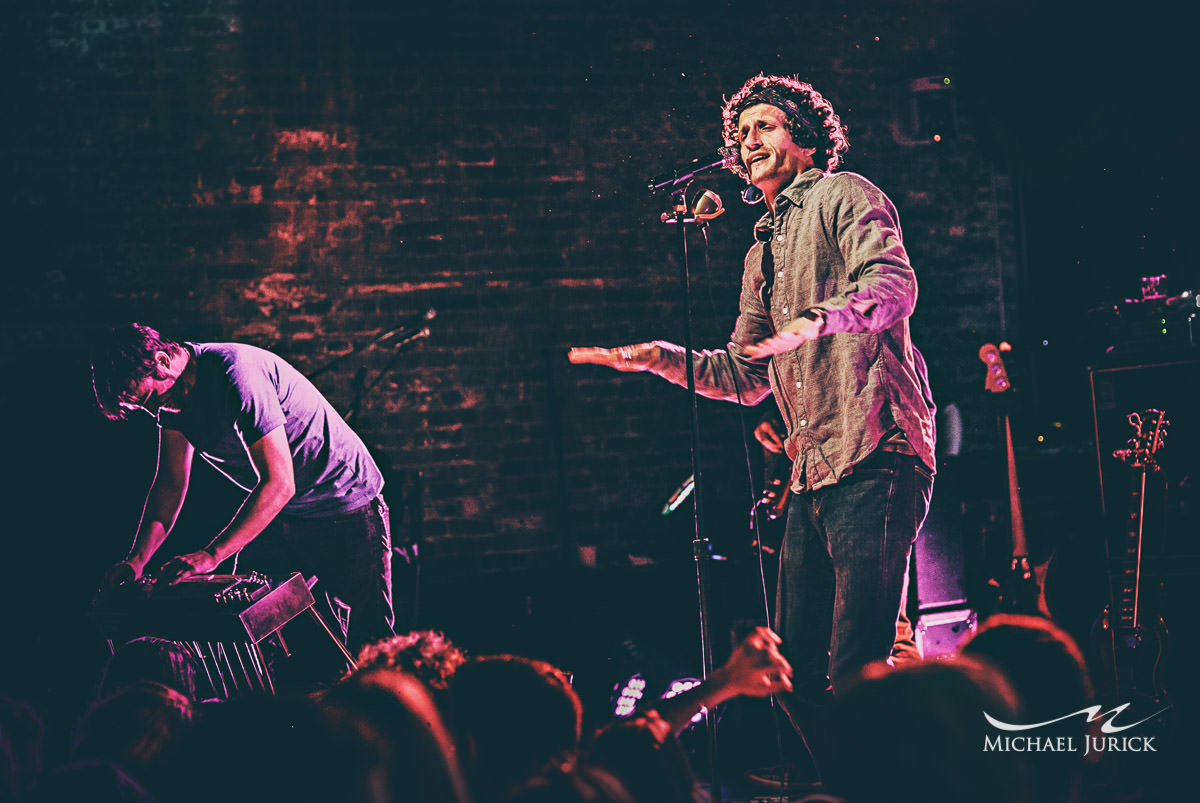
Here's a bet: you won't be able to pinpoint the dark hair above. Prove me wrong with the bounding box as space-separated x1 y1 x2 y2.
588 717 703 803
90 323 182 421
73 681 195 796
99 637 200 703
962 614 1094 720
448 654 584 798
826 657 1030 803
324 668 471 803
721 73 850 177
961 615 1094 802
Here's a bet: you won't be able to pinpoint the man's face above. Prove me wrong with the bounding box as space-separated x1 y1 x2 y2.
119 352 183 416
737 103 816 200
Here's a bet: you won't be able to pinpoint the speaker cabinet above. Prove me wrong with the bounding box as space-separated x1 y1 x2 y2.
1088 359 1199 516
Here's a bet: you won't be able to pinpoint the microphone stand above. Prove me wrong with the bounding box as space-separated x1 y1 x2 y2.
661 179 722 802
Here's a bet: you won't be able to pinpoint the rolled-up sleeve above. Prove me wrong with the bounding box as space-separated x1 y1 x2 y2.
814 174 918 336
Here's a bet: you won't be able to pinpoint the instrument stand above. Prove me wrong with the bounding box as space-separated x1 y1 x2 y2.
660 180 721 802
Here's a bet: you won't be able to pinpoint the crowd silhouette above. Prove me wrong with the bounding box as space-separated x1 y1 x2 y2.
0 613 1170 802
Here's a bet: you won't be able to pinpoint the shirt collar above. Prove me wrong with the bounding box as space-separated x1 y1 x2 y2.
753 167 828 240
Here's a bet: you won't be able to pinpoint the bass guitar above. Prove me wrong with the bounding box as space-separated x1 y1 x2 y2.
979 343 1050 616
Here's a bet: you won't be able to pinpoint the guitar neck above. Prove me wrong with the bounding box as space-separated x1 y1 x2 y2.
1004 415 1029 558
1111 466 1150 632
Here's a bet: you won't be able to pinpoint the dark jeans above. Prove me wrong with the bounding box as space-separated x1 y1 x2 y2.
239 495 396 654
776 451 933 707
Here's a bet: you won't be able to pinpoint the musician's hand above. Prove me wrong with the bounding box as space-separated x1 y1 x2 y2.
158 550 218 585
710 626 793 698
100 560 140 591
753 419 786 454
744 313 824 359
567 342 662 373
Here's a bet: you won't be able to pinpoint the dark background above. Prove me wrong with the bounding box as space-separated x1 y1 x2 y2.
3 0 1197 763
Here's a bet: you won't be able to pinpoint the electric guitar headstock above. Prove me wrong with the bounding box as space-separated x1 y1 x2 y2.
1113 409 1169 471
978 342 1012 394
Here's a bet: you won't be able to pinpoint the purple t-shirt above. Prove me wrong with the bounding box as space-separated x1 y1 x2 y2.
158 343 383 517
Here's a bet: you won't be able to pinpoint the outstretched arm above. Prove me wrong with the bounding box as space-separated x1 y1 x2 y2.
567 342 663 373
158 425 296 583
651 626 793 736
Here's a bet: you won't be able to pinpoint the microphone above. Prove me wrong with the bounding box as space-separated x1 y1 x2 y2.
647 147 739 192
661 473 695 515
1165 290 1199 310
382 307 436 346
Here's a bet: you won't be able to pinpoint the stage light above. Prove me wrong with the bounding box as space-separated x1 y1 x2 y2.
612 673 647 717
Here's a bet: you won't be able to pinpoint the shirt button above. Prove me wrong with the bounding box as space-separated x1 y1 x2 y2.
776 234 784 242
795 381 801 388
799 419 808 427
782 307 789 314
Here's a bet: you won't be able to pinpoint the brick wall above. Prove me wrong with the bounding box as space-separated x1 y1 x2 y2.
12 1 1019 580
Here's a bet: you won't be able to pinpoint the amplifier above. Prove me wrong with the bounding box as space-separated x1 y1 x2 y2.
915 608 978 659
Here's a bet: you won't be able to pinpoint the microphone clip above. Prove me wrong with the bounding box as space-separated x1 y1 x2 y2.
660 189 725 226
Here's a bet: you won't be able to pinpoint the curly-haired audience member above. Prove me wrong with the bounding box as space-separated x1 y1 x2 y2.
350 629 467 698
569 72 935 777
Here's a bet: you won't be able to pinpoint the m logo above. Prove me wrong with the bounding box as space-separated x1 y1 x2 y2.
985 703 1168 735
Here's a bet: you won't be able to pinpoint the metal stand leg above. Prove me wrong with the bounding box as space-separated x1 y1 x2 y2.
250 641 276 695
190 641 219 700
206 641 230 699
217 643 241 695
232 642 254 691
306 606 358 669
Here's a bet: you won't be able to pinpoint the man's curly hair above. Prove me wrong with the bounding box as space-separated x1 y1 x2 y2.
721 73 850 180
351 630 467 692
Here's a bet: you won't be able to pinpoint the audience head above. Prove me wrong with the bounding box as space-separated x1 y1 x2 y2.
73 680 194 796
449 654 583 801
588 714 704 803
351 629 467 697
961 614 1093 720
825 656 1031 803
99 636 200 702
176 693 386 803
962 614 1095 803
325 667 471 803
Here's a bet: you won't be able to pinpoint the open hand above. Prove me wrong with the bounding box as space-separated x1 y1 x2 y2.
744 315 823 359
158 549 218 585
567 342 662 373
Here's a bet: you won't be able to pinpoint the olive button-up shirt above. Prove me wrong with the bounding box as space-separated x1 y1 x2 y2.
649 168 936 492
